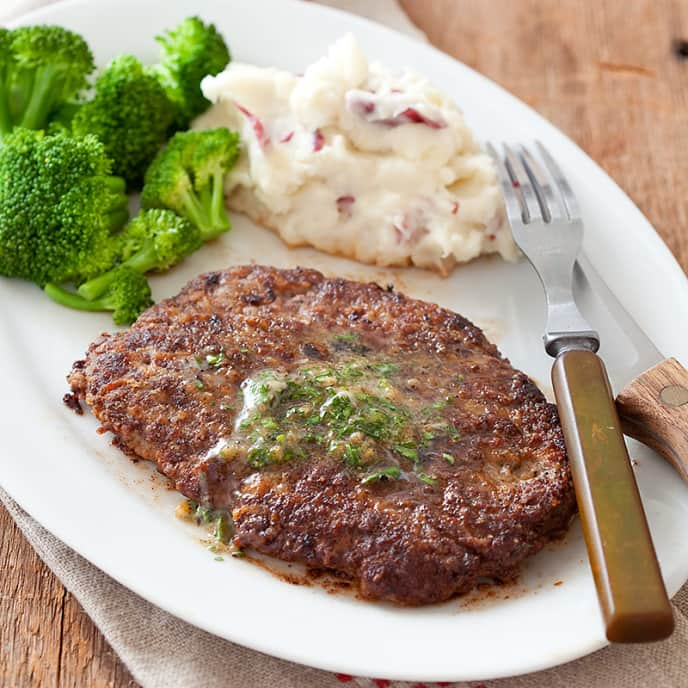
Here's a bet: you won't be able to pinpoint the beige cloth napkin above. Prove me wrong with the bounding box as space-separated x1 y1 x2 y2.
2 1 688 686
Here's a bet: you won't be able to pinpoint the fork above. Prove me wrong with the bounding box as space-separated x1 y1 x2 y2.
487 142 674 643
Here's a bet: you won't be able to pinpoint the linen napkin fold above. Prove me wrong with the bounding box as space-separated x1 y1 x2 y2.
5 490 688 688
2 1 688 687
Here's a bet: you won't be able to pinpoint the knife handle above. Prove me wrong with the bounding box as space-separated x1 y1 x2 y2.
552 349 674 643
616 358 688 484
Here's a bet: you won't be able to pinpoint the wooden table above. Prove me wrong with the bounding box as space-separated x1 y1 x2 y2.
2 1 687 685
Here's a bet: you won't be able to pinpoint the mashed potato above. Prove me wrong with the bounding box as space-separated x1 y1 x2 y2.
196 35 516 273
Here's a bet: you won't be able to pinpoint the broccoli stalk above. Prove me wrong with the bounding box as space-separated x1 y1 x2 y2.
150 16 230 130
99 175 130 230
44 266 153 325
0 29 13 135
71 55 174 188
0 25 94 136
141 128 240 241
0 129 129 286
78 209 201 300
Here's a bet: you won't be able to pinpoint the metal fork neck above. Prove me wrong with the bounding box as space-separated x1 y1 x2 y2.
546 333 600 357
524 247 600 359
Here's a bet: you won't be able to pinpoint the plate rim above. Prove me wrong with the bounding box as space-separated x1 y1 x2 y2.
1 0 687 681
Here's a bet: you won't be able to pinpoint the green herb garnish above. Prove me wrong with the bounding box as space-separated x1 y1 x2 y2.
233 356 461 476
418 472 437 486
261 417 279 432
193 503 215 523
343 443 361 467
206 352 225 367
371 362 399 377
215 514 233 543
361 466 402 485
334 332 357 343
394 443 418 461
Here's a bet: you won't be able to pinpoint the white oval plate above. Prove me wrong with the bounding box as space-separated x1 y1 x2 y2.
2 0 688 682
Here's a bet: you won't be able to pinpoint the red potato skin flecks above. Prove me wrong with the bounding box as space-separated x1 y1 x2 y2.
67 265 575 605
235 102 270 147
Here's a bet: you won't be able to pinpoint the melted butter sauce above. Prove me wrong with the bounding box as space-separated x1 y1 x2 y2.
208 332 466 486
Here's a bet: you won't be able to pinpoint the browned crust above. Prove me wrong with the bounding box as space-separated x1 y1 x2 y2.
68 265 575 605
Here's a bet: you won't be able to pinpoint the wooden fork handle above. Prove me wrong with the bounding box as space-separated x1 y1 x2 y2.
553 349 674 642
616 357 688 483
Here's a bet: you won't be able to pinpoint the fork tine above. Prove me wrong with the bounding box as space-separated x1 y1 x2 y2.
518 145 566 223
502 143 543 222
485 142 525 227
535 141 581 221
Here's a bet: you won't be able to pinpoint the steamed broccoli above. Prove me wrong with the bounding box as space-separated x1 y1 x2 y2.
46 101 81 134
141 128 240 240
71 55 174 188
0 25 94 137
150 16 230 130
44 266 153 325
0 128 128 286
0 29 13 135
78 209 201 300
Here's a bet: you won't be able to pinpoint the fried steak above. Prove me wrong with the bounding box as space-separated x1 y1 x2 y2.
68 265 575 605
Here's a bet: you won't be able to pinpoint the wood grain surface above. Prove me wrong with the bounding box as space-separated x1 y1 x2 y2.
617 357 688 483
2 1 687 685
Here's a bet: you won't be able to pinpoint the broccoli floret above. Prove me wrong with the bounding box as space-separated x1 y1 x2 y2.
0 128 128 286
44 266 153 325
141 128 240 240
0 25 94 136
78 209 201 300
46 101 81 134
150 16 230 130
71 55 174 188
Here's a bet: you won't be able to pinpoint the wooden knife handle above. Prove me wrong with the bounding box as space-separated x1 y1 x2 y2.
616 358 688 483
552 349 674 642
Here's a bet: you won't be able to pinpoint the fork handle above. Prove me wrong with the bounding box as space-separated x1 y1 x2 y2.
552 349 674 642
616 358 688 484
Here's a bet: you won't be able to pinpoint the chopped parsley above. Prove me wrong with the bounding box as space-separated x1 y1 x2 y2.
343 443 362 467
334 332 358 344
182 501 235 547
215 514 233 544
230 353 463 481
394 443 418 461
418 473 437 486
261 417 279 432
442 452 455 465
206 352 225 368
370 361 399 377
194 378 204 390
361 466 402 485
